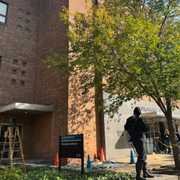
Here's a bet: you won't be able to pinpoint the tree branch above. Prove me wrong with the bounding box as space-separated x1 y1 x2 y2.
110 48 167 114
122 66 167 114
142 60 167 113
158 0 172 37
151 96 167 114
142 0 146 11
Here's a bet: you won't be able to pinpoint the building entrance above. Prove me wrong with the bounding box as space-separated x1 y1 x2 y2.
144 117 179 154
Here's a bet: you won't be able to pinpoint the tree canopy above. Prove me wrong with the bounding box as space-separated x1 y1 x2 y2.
56 0 180 114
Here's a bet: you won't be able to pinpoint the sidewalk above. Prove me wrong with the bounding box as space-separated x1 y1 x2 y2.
102 152 180 179
152 174 179 180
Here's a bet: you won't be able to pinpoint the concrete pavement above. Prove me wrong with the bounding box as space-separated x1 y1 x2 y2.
151 174 179 180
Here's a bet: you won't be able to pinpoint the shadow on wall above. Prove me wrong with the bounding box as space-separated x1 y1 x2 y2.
115 131 129 149
68 72 97 156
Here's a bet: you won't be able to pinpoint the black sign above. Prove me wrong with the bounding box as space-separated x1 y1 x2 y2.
59 134 84 174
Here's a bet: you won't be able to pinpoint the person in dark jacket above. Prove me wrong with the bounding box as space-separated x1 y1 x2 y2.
163 129 171 154
176 131 180 142
124 107 154 180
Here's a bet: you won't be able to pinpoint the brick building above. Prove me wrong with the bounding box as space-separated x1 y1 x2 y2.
0 0 100 162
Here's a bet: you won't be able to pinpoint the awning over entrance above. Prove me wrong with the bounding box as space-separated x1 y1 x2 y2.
0 102 55 114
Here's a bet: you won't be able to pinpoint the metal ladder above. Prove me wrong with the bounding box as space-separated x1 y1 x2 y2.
0 126 25 169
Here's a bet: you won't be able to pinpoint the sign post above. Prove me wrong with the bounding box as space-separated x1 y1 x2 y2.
59 134 84 174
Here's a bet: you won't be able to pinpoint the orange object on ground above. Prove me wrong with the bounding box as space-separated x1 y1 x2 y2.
52 153 59 166
94 153 97 160
99 147 106 162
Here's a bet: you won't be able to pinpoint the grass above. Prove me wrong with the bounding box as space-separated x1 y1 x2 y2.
0 167 133 180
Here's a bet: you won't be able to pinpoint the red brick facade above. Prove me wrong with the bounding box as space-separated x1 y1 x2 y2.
0 0 38 104
0 0 98 162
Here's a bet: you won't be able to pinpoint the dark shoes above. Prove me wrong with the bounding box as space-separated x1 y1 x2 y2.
143 171 154 178
136 176 146 180
136 171 154 179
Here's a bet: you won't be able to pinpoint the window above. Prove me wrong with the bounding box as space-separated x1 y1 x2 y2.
13 59 18 64
11 78 16 85
21 70 26 76
0 1 8 24
20 80 25 86
22 61 27 66
12 68 17 74
0 56 2 68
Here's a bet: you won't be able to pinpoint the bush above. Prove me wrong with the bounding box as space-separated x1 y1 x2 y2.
0 168 23 180
0 167 133 180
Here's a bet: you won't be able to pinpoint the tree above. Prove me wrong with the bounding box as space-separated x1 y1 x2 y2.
49 0 180 169
102 0 180 169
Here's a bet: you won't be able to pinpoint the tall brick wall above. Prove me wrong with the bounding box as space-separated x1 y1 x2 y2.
34 0 69 159
0 0 39 105
68 0 97 158
34 0 98 159
0 0 98 161
0 0 69 160
68 73 97 158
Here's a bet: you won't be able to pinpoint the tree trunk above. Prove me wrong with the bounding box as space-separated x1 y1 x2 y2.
93 0 106 159
165 107 180 170
94 69 106 159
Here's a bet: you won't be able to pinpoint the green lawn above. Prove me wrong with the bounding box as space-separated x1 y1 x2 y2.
0 167 133 180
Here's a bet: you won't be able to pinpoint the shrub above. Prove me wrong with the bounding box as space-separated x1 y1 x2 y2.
0 167 133 180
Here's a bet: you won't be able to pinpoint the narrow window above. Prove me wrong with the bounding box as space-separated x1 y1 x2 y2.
20 80 25 86
12 68 17 74
0 1 8 24
22 61 27 66
13 59 18 64
11 78 16 85
0 56 2 68
21 70 26 76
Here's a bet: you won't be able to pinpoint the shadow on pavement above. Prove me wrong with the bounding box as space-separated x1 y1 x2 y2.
152 165 180 176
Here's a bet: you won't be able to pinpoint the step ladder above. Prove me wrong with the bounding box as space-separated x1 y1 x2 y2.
0 126 25 169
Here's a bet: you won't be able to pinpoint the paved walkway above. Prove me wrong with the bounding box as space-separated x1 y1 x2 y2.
152 174 179 180
93 153 180 180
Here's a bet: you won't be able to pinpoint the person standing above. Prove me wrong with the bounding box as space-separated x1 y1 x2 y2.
124 107 154 180
176 131 180 142
163 129 171 154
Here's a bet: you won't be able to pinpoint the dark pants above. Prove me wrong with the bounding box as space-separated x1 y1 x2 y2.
133 140 147 177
